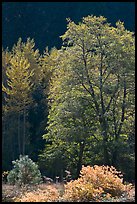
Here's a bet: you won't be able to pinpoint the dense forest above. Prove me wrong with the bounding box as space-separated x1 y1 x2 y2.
2 14 135 189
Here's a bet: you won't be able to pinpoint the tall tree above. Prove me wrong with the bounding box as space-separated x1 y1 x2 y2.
2 38 49 169
60 16 135 166
41 16 135 179
2 49 34 156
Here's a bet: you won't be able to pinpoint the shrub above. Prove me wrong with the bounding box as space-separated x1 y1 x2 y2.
62 178 104 202
62 165 132 202
18 185 59 202
7 155 42 186
80 165 126 196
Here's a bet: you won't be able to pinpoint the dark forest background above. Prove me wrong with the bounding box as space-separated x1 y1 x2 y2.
2 2 135 52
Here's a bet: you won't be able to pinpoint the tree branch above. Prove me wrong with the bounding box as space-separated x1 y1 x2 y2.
117 77 127 137
105 76 120 113
81 41 100 114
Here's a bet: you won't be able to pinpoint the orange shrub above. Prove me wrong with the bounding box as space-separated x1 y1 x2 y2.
80 165 126 196
62 165 132 202
62 178 105 202
17 185 59 202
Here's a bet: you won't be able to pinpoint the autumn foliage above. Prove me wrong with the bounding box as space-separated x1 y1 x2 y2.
62 165 132 202
3 165 133 202
17 184 60 202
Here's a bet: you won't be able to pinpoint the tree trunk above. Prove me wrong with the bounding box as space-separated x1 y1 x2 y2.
2 117 5 154
112 148 118 167
112 78 126 167
100 116 110 165
111 99 118 167
18 112 21 155
23 107 26 155
76 141 85 178
103 138 110 165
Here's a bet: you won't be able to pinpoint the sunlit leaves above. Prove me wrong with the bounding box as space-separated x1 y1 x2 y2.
62 165 132 202
2 51 34 112
41 15 135 177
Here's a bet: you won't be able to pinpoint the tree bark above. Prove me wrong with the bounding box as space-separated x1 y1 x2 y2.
2 117 5 154
76 141 85 178
23 107 26 155
99 50 110 165
99 116 110 165
18 111 21 155
112 77 126 167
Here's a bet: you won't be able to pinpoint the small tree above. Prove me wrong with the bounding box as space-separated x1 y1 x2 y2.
7 155 42 186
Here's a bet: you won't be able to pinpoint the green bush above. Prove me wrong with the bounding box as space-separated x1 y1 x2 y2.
7 155 42 186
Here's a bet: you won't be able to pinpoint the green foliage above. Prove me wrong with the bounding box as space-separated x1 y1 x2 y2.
41 15 135 179
2 15 135 183
7 155 42 186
